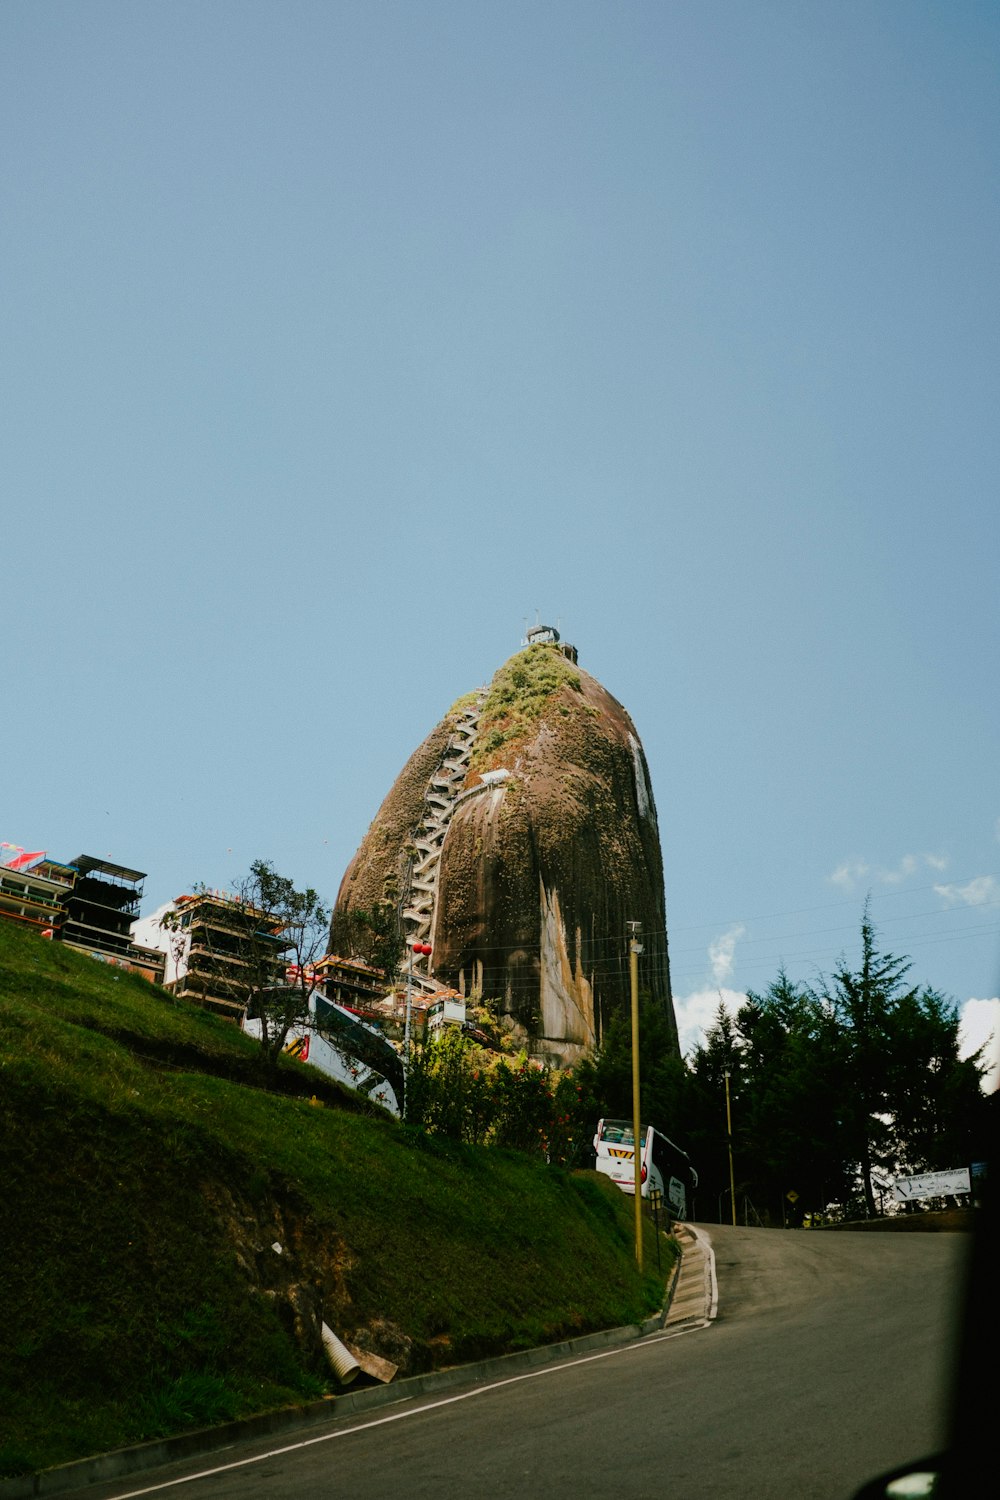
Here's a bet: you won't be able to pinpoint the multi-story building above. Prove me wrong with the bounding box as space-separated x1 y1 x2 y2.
313 954 389 1014
1 844 165 983
60 854 166 984
161 890 289 1021
0 846 77 935
61 855 146 961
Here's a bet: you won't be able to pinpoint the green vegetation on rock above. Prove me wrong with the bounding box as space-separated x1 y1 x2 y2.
0 920 671 1478
470 644 583 771
446 689 483 717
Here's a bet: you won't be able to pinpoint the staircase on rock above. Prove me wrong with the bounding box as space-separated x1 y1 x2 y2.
400 694 484 991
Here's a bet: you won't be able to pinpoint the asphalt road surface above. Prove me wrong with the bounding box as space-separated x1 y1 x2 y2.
93 1225 968 1500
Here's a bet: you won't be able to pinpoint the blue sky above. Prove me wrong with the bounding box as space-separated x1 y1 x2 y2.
3 2 997 1080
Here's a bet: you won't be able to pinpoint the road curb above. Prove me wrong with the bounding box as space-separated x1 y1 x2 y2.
2 1231 712 1499
663 1223 718 1329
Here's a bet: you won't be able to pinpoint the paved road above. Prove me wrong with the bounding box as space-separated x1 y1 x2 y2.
93 1226 968 1500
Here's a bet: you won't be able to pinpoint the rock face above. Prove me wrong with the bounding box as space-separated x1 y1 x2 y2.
331 637 677 1065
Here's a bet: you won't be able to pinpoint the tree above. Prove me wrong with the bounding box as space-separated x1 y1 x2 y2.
347 902 404 981
578 995 690 1136
686 1001 746 1219
161 860 330 1070
817 904 918 1215
403 1027 593 1164
815 903 987 1216
236 860 330 1069
734 973 852 1222
681 920 990 1225
882 986 987 1178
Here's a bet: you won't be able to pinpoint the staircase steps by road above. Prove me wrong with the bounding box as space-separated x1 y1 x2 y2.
663 1223 717 1329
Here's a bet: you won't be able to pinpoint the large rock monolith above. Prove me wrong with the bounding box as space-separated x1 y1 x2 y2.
332 632 677 1065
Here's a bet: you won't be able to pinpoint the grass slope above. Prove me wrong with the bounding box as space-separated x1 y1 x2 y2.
0 921 671 1476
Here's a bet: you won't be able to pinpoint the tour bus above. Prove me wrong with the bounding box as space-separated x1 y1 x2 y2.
593 1118 698 1221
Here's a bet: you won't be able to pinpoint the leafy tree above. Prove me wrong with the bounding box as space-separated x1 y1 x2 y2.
405 1027 494 1143
882 986 987 1177
734 973 852 1222
816 904 923 1216
579 996 690 1130
330 901 403 980
403 1028 595 1165
234 860 330 1070
685 1002 745 1219
814 904 988 1216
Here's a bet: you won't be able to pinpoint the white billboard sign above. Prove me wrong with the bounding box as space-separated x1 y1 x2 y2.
892 1168 970 1202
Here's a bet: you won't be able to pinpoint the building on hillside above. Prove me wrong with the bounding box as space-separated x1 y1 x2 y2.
61 854 166 984
520 621 579 664
61 855 146 960
426 990 468 1031
162 890 289 1021
313 954 389 1015
0 844 165 981
123 941 167 985
0 845 77 935
306 996 404 1114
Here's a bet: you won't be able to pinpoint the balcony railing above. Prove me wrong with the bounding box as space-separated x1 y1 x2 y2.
0 885 65 914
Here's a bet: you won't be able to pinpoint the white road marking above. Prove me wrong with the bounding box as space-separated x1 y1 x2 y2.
106 1323 709 1498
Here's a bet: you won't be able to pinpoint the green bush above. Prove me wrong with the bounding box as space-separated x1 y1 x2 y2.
405 1029 593 1166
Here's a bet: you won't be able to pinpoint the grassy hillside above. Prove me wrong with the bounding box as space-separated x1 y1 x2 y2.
0 920 671 1477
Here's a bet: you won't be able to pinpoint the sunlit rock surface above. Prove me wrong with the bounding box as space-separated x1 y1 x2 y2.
332 639 677 1065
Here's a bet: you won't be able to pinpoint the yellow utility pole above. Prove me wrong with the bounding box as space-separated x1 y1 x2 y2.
724 1068 737 1226
628 922 643 1270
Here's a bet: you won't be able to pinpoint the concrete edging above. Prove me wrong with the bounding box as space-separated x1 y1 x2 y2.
3 1233 700 1500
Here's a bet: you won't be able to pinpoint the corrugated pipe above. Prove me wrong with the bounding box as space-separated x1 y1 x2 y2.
321 1323 360 1384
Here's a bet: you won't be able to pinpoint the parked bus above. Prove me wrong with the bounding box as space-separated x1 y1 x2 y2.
593 1118 698 1221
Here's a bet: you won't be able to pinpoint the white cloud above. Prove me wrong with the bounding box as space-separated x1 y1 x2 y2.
831 853 950 891
830 860 869 890
934 875 1000 908
877 853 950 884
959 998 1000 1093
708 924 745 983
673 987 746 1058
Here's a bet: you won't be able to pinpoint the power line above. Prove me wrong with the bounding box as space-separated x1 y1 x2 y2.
664 869 1000 934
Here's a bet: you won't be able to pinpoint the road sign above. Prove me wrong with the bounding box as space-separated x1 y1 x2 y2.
786 1189 799 1204
892 1168 970 1201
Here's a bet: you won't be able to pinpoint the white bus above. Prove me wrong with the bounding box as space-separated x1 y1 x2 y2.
593 1118 698 1221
